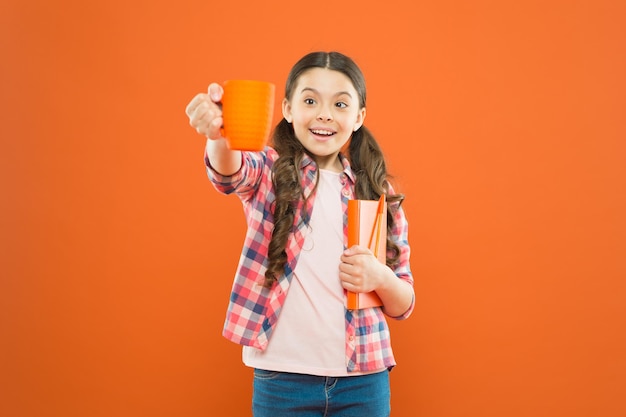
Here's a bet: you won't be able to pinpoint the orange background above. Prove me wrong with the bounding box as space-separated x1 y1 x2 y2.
2 1 625 416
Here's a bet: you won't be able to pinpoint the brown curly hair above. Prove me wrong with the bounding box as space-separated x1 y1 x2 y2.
264 51 405 288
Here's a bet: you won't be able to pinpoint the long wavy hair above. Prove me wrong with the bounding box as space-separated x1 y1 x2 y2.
264 51 405 288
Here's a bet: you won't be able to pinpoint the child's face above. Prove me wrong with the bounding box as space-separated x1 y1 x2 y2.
282 68 366 171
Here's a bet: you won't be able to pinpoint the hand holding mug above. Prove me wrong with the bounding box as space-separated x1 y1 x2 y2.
186 80 275 151
185 83 225 140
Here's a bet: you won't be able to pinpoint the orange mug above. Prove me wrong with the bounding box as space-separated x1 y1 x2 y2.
220 80 276 151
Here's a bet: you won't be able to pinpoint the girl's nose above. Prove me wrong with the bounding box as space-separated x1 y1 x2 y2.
317 111 332 122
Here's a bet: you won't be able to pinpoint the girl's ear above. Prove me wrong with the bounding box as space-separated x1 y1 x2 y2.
354 107 367 131
282 98 293 123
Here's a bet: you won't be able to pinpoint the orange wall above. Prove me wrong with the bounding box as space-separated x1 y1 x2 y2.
2 1 625 416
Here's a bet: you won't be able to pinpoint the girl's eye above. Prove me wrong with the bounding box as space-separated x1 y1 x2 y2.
304 98 316 105
336 102 348 109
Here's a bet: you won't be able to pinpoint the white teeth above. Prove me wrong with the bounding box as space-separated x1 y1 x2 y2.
311 129 334 136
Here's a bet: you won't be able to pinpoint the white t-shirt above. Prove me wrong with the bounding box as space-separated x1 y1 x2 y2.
243 169 352 376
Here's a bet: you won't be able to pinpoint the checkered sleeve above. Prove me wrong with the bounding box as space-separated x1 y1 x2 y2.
205 151 267 202
387 200 414 320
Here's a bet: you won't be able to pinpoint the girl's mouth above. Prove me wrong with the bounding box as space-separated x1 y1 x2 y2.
310 128 336 138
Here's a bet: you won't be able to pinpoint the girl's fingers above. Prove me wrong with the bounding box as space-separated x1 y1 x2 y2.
186 84 223 137
185 93 208 117
206 117 224 139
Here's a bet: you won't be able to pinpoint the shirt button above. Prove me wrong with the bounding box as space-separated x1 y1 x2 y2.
349 335 354 341
342 189 350 197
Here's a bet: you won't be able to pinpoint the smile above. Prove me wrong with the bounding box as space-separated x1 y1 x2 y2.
310 129 336 137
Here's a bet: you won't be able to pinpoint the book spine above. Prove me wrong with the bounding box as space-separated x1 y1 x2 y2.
346 200 361 309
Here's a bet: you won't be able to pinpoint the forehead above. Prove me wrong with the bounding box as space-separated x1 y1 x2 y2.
293 68 358 97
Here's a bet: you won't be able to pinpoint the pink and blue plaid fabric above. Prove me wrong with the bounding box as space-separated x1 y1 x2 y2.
205 147 414 372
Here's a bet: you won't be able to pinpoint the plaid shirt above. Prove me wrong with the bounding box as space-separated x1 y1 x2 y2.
206 147 414 372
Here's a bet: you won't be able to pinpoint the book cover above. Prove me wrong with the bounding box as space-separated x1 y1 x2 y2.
346 194 387 310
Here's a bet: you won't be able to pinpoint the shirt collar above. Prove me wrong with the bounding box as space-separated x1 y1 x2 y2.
338 153 356 184
299 152 355 183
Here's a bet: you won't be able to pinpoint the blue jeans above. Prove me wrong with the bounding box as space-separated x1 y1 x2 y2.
252 369 390 417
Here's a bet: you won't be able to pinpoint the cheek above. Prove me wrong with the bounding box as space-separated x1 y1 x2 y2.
290 116 311 140
292 115 309 131
338 114 359 130
292 112 307 124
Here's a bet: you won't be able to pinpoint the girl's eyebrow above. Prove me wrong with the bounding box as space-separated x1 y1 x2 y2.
299 87 353 98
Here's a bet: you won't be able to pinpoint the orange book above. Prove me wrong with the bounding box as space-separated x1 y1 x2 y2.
346 194 387 309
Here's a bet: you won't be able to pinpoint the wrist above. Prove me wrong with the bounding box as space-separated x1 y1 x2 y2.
376 265 396 292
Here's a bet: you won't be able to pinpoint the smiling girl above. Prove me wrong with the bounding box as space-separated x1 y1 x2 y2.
185 51 414 417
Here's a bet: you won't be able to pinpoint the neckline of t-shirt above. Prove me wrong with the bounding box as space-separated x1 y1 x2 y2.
319 168 342 176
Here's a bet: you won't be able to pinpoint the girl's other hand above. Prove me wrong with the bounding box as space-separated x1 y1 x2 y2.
339 245 385 293
185 83 224 139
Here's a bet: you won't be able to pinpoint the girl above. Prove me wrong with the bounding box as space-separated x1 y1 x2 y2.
185 51 414 417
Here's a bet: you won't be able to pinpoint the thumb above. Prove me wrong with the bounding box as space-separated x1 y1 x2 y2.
208 83 224 102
